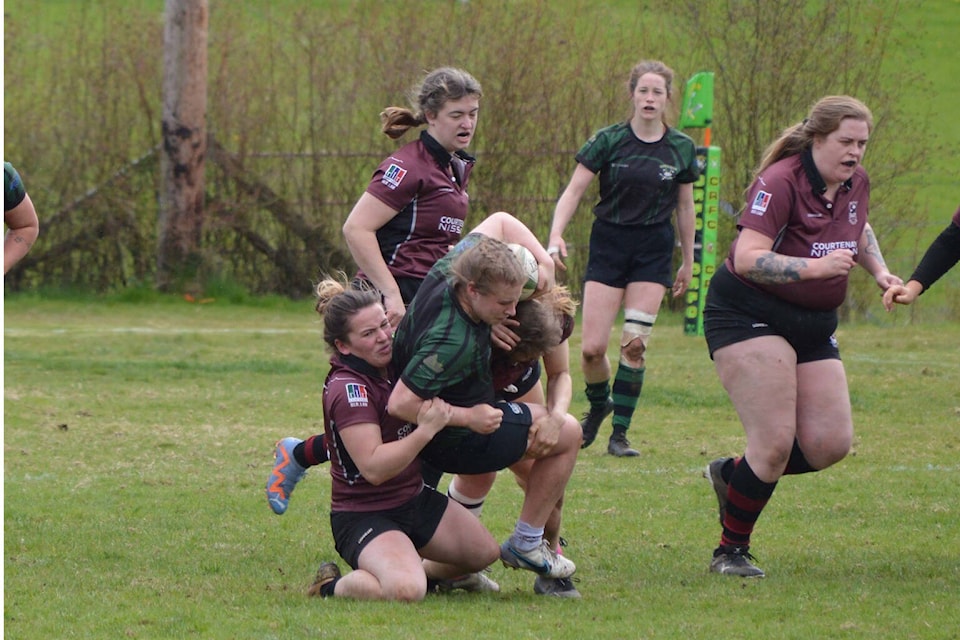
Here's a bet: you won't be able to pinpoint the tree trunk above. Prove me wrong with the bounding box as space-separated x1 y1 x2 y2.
157 0 209 292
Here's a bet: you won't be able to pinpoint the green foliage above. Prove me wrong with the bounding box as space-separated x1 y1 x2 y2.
657 0 946 319
4 0 956 317
4 298 959 638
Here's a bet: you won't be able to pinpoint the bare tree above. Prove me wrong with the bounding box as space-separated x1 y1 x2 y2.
158 0 209 292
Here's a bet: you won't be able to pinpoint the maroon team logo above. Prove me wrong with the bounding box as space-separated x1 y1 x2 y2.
750 191 771 215
345 383 369 406
382 164 407 190
848 201 858 225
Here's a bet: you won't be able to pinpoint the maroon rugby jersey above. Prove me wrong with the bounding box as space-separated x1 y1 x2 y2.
323 354 422 512
728 150 870 311
362 131 475 282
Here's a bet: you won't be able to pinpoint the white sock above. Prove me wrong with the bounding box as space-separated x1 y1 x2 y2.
510 520 544 553
447 483 485 518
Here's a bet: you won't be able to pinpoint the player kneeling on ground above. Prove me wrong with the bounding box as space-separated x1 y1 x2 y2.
303 276 499 601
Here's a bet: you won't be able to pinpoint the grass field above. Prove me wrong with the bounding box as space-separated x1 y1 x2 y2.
5 3 960 637
4 296 958 639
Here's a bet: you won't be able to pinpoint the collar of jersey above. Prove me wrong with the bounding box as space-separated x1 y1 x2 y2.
420 130 476 169
335 353 392 380
801 146 853 196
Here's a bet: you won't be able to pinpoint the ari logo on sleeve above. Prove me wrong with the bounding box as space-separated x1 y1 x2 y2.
382 164 407 190
345 383 369 407
750 191 771 215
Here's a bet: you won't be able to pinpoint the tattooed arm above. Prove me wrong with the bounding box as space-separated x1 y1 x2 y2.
856 223 902 290
732 228 857 284
4 192 40 274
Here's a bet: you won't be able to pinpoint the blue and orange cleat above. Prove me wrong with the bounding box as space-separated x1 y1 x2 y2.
266 437 306 515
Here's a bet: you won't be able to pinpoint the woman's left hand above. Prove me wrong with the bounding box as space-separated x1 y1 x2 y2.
525 411 563 458
874 270 903 291
672 263 693 298
416 398 453 436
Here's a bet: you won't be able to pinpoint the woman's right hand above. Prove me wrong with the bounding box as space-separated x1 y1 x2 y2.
882 281 921 310
465 404 503 435
383 292 406 329
491 318 520 351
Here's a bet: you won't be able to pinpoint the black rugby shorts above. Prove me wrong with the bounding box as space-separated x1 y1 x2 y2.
703 263 840 364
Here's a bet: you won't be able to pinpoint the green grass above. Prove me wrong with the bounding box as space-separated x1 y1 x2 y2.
886 0 959 212
4 297 959 639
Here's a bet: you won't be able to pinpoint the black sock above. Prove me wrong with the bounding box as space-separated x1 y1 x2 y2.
319 577 338 598
295 434 328 468
783 439 815 475
720 457 736 483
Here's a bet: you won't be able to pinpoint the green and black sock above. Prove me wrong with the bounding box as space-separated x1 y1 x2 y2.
584 380 611 411
611 364 644 433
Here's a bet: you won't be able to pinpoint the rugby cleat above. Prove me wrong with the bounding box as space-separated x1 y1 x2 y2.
704 457 732 524
500 539 576 579
709 546 765 578
580 397 614 449
266 437 306 515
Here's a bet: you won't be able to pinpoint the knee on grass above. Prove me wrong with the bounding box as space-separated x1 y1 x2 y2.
380 575 428 602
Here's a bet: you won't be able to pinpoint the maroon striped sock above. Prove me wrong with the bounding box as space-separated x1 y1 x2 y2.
720 456 777 549
299 434 328 467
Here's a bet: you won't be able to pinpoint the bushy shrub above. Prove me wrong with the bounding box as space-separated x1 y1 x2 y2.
4 0 933 315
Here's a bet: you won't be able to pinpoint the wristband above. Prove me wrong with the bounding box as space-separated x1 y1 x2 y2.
547 246 560 256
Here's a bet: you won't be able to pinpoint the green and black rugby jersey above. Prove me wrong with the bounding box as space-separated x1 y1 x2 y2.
576 122 699 226
392 232 495 411
4 162 27 211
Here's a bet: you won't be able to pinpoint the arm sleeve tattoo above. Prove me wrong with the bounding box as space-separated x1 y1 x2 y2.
745 252 806 284
861 226 887 268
